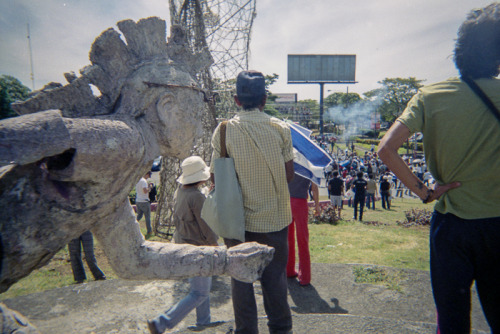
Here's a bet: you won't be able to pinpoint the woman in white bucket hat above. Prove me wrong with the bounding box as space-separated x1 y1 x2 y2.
148 156 221 334
176 155 211 185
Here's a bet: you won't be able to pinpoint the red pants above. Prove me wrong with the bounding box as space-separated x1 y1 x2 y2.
287 197 311 285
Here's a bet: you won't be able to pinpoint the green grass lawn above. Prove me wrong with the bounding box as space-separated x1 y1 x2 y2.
335 142 420 157
309 220 429 270
0 197 433 300
308 197 431 271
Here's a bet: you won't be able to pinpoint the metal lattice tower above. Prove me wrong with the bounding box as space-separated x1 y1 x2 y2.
153 0 256 239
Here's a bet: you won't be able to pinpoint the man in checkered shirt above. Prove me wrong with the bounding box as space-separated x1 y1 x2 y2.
210 70 294 334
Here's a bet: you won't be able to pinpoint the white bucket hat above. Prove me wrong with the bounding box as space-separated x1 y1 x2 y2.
176 156 210 185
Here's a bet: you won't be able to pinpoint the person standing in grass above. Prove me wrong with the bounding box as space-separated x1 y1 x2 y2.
135 171 153 238
287 173 320 286
68 231 106 284
351 171 367 221
378 3 500 332
328 171 345 217
379 176 391 210
365 174 378 210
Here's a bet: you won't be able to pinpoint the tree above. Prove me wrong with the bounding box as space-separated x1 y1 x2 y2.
324 92 362 108
364 77 424 124
0 75 31 120
296 99 319 129
264 73 279 95
263 73 282 117
299 99 319 114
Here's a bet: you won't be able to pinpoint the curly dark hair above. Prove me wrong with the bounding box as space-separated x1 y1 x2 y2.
454 3 500 79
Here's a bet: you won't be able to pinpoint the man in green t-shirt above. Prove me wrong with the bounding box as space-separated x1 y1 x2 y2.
378 4 500 333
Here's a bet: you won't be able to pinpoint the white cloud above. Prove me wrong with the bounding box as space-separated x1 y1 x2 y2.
0 0 495 99
250 0 493 99
0 0 169 90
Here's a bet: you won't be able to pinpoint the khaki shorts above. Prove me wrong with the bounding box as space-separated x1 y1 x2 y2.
330 196 343 207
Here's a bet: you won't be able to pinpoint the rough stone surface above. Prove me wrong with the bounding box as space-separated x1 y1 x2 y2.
0 303 40 333
2 264 489 334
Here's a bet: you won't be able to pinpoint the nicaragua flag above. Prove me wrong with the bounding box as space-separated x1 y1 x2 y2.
288 122 332 186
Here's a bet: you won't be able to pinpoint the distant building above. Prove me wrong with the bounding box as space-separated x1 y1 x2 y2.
271 93 312 127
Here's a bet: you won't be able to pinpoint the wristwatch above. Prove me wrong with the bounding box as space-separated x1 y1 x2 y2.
422 189 434 204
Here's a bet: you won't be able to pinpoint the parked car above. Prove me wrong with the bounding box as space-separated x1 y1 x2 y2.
151 156 162 171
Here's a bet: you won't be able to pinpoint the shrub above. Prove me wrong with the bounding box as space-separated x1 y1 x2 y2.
378 131 388 139
402 141 424 151
397 208 433 227
129 189 136 204
356 138 380 145
309 206 340 225
362 130 380 138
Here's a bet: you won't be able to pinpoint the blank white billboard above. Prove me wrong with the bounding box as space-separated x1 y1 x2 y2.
288 54 356 83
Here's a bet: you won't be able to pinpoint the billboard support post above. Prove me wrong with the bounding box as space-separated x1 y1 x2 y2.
287 54 357 135
319 83 324 135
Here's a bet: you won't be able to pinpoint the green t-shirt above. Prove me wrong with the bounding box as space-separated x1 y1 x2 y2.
397 77 500 219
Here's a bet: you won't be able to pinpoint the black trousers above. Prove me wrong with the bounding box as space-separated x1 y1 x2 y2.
225 227 292 334
353 195 365 220
430 212 500 333
381 191 391 209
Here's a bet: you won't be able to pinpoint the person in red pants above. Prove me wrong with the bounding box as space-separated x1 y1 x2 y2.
287 174 320 286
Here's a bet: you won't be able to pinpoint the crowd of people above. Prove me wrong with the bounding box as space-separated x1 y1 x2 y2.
143 71 451 334
150 2 500 332
143 5 500 331
320 144 433 220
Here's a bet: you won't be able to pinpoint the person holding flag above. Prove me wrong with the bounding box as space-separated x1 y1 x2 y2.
286 173 320 286
286 122 332 286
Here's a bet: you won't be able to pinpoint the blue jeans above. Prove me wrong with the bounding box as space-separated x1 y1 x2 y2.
152 276 212 332
430 212 500 333
365 193 375 209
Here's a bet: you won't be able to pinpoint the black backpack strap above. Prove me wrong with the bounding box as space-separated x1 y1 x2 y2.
462 76 500 124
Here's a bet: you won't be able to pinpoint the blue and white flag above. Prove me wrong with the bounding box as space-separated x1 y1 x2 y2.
288 122 332 186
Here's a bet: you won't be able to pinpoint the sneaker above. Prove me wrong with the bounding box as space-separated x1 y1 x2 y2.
147 320 160 334
188 321 225 331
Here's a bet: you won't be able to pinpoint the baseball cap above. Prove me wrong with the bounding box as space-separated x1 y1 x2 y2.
236 70 266 102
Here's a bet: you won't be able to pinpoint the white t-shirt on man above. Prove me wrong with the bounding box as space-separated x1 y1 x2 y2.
135 178 149 203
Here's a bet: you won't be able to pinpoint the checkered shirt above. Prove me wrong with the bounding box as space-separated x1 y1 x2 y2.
210 109 294 233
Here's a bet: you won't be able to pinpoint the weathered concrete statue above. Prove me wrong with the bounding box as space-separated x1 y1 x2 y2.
0 16 272 308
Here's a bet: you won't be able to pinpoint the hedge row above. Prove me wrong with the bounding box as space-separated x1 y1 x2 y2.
354 138 423 151
356 138 380 145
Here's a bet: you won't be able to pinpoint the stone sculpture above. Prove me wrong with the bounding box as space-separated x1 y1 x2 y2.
0 17 273 297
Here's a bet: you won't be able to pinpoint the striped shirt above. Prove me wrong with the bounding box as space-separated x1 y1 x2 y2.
210 109 294 233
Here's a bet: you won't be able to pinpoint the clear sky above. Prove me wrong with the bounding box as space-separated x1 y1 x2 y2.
0 0 495 100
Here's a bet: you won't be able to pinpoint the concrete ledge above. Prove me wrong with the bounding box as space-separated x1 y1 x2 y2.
2 263 489 334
